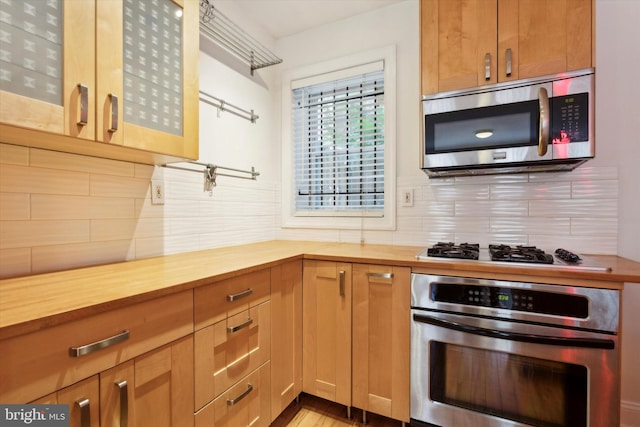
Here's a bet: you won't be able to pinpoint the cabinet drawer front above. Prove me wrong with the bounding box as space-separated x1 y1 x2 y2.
194 269 270 330
0 291 193 403
195 361 271 427
195 301 271 410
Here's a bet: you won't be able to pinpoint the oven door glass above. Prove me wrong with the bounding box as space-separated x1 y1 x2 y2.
424 100 539 154
429 341 587 427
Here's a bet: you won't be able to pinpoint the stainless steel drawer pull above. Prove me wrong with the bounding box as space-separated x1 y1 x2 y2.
69 330 130 358
227 288 253 302
505 48 513 77
366 272 393 279
227 383 253 406
108 93 119 132
78 83 88 126
116 380 128 427
75 398 90 427
227 318 253 334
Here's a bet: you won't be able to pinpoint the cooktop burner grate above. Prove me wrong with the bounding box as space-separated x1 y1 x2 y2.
427 242 480 260
489 244 554 264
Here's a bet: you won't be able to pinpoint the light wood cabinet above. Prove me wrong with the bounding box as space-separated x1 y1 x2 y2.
302 260 352 407
352 264 411 423
30 336 193 427
0 290 193 404
193 268 272 422
270 260 303 422
99 361 135 427
421 0 593 94
0 0 95 139
194 301 271 410
195 362 271 427
33 376 101 427
131 336 194 427
0 0 199 163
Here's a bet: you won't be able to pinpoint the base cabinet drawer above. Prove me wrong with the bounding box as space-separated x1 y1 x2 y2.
195 361 271 427
194 269 271 330
0 290 194 403
31 336 194 427
195 301 271 410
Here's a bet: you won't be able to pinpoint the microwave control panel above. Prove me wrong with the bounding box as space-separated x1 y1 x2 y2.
551 92 589 144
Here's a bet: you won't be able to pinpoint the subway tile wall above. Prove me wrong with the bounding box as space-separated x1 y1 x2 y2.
0 143 618 278
0 143 278 278
393 167 619 253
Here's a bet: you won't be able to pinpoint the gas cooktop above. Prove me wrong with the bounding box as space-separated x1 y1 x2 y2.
416 242 611 272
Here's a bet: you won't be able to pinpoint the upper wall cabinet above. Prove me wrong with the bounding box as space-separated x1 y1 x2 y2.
0 0 199 163
420 0 593 95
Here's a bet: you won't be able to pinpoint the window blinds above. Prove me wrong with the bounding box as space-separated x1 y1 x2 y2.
292 64 385 215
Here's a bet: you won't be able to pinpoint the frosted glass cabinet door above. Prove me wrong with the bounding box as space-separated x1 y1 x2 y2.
0 0 95 139
97 0 199 158
123 0 183 137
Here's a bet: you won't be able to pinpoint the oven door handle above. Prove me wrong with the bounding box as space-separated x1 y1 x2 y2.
413 314 615 350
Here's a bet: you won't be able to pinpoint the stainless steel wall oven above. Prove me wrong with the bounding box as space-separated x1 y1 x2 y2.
410 274 620 427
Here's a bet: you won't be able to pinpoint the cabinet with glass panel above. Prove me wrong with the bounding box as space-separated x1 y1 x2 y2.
0 0 198 162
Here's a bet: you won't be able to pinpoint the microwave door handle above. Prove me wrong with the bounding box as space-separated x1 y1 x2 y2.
484 53 491 80
538 87 550 156
413 314 615 350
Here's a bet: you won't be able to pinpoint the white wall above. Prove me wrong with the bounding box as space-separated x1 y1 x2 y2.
596 1 640 425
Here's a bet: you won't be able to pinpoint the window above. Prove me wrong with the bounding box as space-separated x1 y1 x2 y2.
281 47 396 230
293 65 384 215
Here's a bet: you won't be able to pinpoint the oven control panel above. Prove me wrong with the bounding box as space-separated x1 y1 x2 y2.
431 283 589 318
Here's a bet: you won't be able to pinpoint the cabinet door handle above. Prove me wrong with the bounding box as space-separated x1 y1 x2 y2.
108 94 119 132
505 48 513 77
227 288 253 302
227 383 253 406
484 53 491 80
339 270 345 297
366 272 393 279
77 84 88 126
116 380 128 427
538 87 550 156
227 318 253 333
69 330 130 357
75 398 91 427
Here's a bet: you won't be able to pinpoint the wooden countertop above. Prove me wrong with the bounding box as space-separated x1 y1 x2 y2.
2 240 640 340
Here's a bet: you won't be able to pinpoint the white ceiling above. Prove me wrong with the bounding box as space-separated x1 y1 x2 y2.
215 0 406 39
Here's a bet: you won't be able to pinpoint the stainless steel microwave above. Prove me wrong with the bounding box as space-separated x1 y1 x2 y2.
421 69 595 178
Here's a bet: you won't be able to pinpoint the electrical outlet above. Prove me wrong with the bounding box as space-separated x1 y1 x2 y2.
151 180 165 205
402 189 414 207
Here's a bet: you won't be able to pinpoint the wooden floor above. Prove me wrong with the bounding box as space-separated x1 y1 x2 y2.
271 393 405 427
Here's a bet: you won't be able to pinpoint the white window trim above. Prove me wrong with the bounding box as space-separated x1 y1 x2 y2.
281 45 397 230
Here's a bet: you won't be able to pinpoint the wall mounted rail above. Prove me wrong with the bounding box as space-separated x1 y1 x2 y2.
199 90 259 123
200 0 283 75
163 161 260 193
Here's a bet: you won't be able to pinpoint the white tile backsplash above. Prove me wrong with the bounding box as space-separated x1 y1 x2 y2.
490 181 571 200
529 198 618 217
0 143 620 278
490 217 571 236
398 166 618 252
571 180 619 199
454 200 530 217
